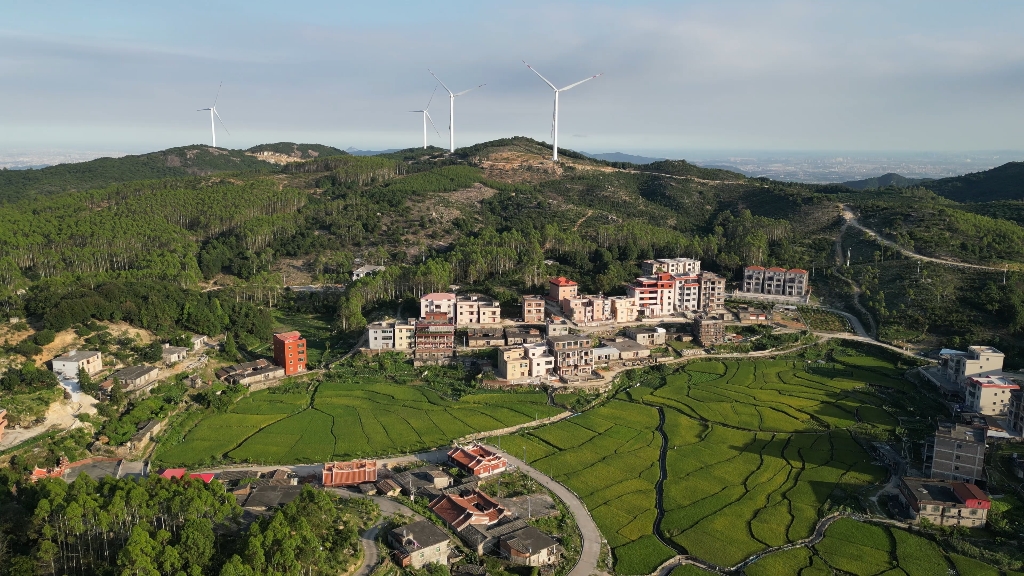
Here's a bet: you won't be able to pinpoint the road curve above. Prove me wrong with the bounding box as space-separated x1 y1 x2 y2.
840 204 1008 272
484 445 606 576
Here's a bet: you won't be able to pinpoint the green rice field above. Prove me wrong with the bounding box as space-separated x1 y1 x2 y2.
497 348 938 574
746 518 1007 575
154 362 562 466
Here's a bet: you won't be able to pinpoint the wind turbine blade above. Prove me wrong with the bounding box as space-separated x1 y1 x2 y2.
428 70 453 95
426 85 437 110
214 108 230 135
523 61 557 91
559 73 603 92
197 108 211 111
213 81 223 106
409 110 424 113
425 111 441 138
454 84 485 97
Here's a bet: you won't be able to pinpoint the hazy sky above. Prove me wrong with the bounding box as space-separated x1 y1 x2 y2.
3 1 1024 156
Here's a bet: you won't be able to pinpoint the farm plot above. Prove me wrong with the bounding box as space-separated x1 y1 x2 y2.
748 518 1005 576
501 349 936 574
156 374 561 466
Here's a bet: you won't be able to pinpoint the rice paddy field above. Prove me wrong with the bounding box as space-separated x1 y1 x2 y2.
746 518 1008 576
497 348 940 575
154 361 562 466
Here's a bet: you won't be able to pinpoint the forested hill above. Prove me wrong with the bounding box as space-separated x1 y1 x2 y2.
918 161 1024 202
0 145 290 203
841 173 929 190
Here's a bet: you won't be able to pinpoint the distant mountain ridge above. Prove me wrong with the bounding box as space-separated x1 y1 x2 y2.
919 161 1024 203
580 151 667 165
841 173 930 190
345 147 403 156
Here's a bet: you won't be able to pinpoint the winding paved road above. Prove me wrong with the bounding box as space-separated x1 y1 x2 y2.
483 444 606 576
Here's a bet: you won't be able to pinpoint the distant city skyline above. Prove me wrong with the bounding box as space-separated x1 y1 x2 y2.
3 1 1024 155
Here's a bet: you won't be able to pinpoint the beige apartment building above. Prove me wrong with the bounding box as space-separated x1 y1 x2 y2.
547 334 594 378
965 375 1020 415
522 295 545 323
420 292 456 320
562 295 611 324
549 277 578 301
609 295 639 323
741 266 809 297
498 347 532 381
944 346 1006 385
698 271 726 313
368 319 415 350
455 295 501 326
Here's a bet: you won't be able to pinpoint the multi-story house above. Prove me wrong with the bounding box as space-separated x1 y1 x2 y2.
420 293 457 320
693 316 725 346
784 269 809 297
414 312 455 364
924 423 987 483
498 347 531 381
898 477 991 528
624 326 667 347
547 335 594 378
389 520 451 569
628 273 677 317
524 342 554 378
965 375 1019 415
742 266 765 293
609 295 639 323
561 295 611 324
455 295 502 326
548 277 578 302
522 295 546 323
943 346 1005 386
641 257 701 276
52 350 103 380
273 331 307 375
698 271 726 313
762 267 788 295
546 318 571 337
368 320 415 350
1009 391 1024 435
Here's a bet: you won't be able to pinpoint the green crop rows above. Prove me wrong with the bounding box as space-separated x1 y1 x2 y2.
747 518 1007 575
155 370 561 466
498 350 934 574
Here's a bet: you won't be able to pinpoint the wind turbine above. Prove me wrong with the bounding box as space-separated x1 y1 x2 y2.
197 82 229 147
410 86 442 149
428 70 485 153
523 61 602 161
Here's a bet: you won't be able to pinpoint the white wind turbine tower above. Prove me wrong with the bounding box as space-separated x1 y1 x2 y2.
410 86 442 149
429 70 485 153
197 82 229 147
523 61 602 162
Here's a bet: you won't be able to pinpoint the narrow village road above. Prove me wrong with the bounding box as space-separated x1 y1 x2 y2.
330 488 424 576
484 445 607 576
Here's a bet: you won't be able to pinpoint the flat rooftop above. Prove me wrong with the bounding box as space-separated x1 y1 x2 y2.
54 350 100 362
969 345 1003 355
935 423 986 443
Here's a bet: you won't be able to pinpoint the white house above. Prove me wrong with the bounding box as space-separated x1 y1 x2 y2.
52 350 103 380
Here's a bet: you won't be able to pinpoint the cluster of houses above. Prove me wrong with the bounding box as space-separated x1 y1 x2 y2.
215 331 308 385
923 346 1024 433
323 444 559 569
49 334 210 394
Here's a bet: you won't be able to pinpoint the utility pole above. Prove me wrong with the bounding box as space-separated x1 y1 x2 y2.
846 248 851 267
1004 266 1008 285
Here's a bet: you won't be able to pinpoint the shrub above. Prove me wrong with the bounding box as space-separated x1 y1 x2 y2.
33 329 56 346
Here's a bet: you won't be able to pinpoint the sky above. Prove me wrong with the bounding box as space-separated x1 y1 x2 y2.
3 1 1024 157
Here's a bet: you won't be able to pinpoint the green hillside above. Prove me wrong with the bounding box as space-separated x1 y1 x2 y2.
0 145 281 203
921 161 1024 202
841 172 929 190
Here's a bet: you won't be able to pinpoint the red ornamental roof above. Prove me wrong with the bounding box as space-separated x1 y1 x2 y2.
448 445 507 475
429 490 508 530
323 460 378 486
159 468 187 480
189 473 215 483
550 277 577 286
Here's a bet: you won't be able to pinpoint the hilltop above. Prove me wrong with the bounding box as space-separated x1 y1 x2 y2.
841 172 929 190
918 161 1024 202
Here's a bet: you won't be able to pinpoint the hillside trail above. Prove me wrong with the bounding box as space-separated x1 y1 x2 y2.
833 214 878 338
840 204 1010 272
573 209 593 231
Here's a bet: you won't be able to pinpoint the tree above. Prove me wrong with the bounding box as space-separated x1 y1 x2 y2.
118 525 160 576
223 333 238 360
33 329 56 346
78 366 98 395
178 518 215 574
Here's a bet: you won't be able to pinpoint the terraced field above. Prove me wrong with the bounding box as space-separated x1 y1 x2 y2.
498 349 936 574
155 367 561 466
747 518 1008 576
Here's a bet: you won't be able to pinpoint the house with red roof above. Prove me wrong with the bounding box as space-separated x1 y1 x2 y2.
448 444 507 477
159 468 187 480
323 460 378 487
189 473 215 483
429 489 510 531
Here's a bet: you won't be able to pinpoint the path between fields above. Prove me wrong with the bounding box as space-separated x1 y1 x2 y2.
833 215 878 338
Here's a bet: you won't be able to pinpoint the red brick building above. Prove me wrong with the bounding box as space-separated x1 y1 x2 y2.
448 444 508 477
323 460 378 487
273 331 307 375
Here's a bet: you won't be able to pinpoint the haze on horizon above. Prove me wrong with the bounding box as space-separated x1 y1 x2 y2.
3 0 1024 159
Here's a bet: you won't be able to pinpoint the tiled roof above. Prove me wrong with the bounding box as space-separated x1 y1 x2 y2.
549 277 577 286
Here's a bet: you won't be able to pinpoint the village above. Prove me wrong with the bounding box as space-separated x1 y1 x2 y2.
364 258 812 386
